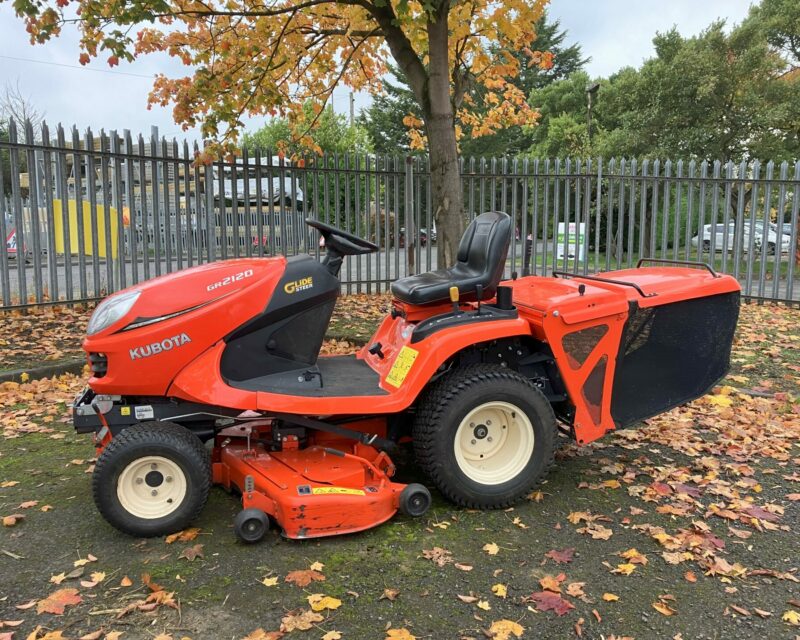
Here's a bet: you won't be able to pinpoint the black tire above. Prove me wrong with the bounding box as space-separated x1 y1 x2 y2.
767 242 776 255
399 483 432 517
413 364 557 509
234 508 269 543
92 422 211 537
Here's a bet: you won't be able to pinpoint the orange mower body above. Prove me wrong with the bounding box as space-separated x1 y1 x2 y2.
74 213 740 542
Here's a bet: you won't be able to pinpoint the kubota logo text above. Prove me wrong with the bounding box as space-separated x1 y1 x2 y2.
130 333 192 360
284 277 313 294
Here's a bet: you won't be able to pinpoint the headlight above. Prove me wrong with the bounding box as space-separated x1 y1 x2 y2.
87 290 140 335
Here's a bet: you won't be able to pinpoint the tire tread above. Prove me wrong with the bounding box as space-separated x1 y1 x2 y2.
92 422 211 537
413 364 558 509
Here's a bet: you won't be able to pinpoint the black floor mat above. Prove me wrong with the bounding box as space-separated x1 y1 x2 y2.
232 355 388 397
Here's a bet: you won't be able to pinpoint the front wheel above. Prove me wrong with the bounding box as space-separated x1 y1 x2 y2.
412 365 558 509
92 422 211 537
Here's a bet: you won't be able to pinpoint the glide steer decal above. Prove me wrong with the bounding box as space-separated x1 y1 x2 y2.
284 276 313 294
130 333 192 360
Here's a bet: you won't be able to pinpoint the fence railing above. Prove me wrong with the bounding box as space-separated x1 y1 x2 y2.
1 119 798 309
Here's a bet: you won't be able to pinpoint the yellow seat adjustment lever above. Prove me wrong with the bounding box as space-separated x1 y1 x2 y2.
449 286 460 313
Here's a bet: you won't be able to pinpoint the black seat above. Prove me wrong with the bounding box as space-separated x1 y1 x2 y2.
391 211 511 305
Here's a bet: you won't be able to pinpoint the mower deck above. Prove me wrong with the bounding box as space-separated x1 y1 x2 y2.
211 425 408 539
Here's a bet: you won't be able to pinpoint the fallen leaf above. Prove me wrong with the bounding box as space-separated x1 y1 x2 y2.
380 588 400 601
307 594 342 612
454 563 473 572
526 591 575 616
476 600 491 611
165 528 201 544
285 570 325 587
261 577 279 587
242 629 284 640
73 554 97 568
483 542 500 555
565 582 585 598
18 500 38 509
578 523 613 540
322 632 342 640
179 544 204 561
491 584 507 598
2 514 25 527
385 630 416 640
653 601 676 616
309 561 325 572
544 548 575 564
684 571 697 583
602 593 620 602
421 547 453 567
280 610 323 632
487 619 524 640
120 576 133 587
37 588 82 615
539 574 565 593
612 563 637 576
783 610 800 626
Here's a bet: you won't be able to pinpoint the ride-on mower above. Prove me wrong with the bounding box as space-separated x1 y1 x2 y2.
73 212 740 542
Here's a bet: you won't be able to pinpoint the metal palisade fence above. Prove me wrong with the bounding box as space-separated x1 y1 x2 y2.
1 119 798 308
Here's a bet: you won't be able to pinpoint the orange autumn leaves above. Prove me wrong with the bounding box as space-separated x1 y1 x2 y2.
12 0 552 158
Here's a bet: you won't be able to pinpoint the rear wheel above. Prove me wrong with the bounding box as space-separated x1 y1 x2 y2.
93 422 211 537
413 365 557 508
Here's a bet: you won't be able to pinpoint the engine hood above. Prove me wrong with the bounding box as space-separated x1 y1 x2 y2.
82 257 287 395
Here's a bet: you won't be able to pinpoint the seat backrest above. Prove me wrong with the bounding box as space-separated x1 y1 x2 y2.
456 211 511 291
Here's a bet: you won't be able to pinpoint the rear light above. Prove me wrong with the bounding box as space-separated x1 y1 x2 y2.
89 353 108 378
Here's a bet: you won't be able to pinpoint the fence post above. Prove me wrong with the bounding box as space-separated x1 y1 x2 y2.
405 154 415 276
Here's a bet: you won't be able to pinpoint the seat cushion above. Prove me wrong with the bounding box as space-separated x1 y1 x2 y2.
391 211 511 305
391 263 487 305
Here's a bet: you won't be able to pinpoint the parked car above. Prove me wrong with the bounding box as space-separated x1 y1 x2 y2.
691 221 790 254
398 227 427 248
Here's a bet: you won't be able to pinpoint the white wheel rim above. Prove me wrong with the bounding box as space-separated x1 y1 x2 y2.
454 401 534 485
117 456 187 519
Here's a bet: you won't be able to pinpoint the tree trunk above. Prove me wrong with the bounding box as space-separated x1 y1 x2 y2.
374 1 465 268
425 6 464 268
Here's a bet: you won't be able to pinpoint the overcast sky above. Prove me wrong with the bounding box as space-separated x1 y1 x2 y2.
0 0 755 142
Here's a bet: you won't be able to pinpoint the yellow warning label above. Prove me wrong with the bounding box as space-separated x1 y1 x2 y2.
311 487 366 496
385 346 419 388
120 406 131 416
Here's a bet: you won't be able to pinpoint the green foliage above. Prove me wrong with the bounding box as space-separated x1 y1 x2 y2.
242 105 372 157
459 13 587 157
527 9 800 163
748 0 800 67
357 66 420 155
358 13 586 158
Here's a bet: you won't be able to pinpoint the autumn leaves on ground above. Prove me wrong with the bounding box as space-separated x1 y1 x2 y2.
1 298 799 640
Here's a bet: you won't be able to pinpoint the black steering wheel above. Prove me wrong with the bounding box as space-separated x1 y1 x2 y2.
305 218 379 256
